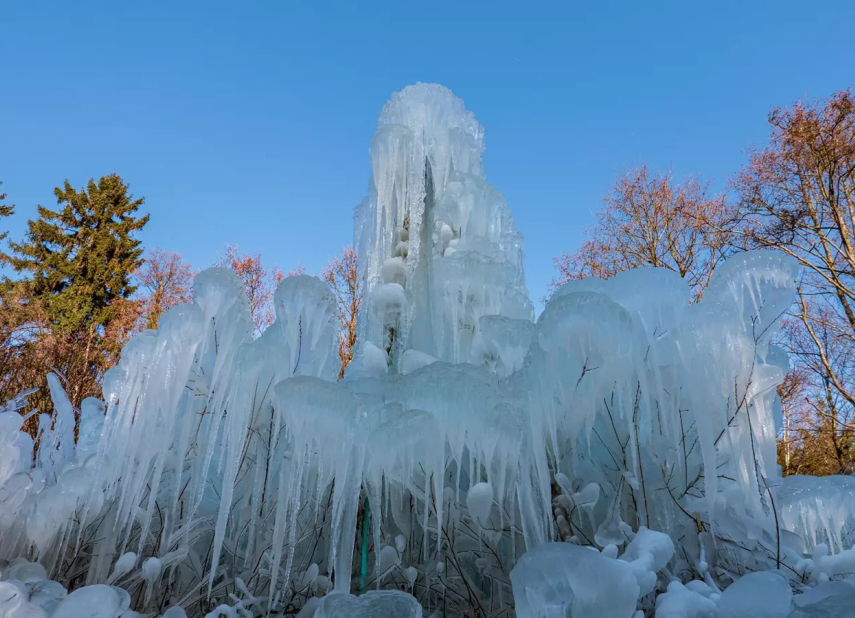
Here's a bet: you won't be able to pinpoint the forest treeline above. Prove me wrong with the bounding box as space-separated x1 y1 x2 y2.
1 89 852 476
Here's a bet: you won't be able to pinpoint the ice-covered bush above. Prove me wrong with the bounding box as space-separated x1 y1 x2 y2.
2 83 855 618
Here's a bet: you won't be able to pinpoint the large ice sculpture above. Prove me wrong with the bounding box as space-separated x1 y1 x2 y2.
354 83 533 367
0 83 850 617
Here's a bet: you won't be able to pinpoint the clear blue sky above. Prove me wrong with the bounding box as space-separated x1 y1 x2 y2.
1 1 853 310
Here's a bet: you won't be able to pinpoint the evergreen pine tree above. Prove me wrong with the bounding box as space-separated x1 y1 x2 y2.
1 174 149 334
0 174 149 409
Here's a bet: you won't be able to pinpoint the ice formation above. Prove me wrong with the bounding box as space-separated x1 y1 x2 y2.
1 83 855 617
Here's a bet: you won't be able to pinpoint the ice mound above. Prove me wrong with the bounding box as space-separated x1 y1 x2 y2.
314 590 421 618
717 571 792 618
510 543 639 618
791 581 855 617
0 567 125 618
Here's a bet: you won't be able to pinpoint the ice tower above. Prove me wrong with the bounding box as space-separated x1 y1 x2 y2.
353 83 533 368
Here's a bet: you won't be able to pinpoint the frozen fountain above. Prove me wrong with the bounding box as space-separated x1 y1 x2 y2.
2 83 855 618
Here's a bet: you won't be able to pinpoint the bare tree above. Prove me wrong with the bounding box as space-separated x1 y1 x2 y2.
551 165 735 301
323 247 361 379
215 244 282 336
136 248 195 330
733 89 855 465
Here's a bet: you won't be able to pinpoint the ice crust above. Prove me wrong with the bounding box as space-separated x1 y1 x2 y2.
0 83 849 617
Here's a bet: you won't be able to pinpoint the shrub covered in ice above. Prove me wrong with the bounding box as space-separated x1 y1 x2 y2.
1 83 854 617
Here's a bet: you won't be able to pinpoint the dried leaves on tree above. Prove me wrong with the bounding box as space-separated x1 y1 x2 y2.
214 244 283 336
734 89 855 473
324 247 361 379
136 248 195 330
550 165 733 301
